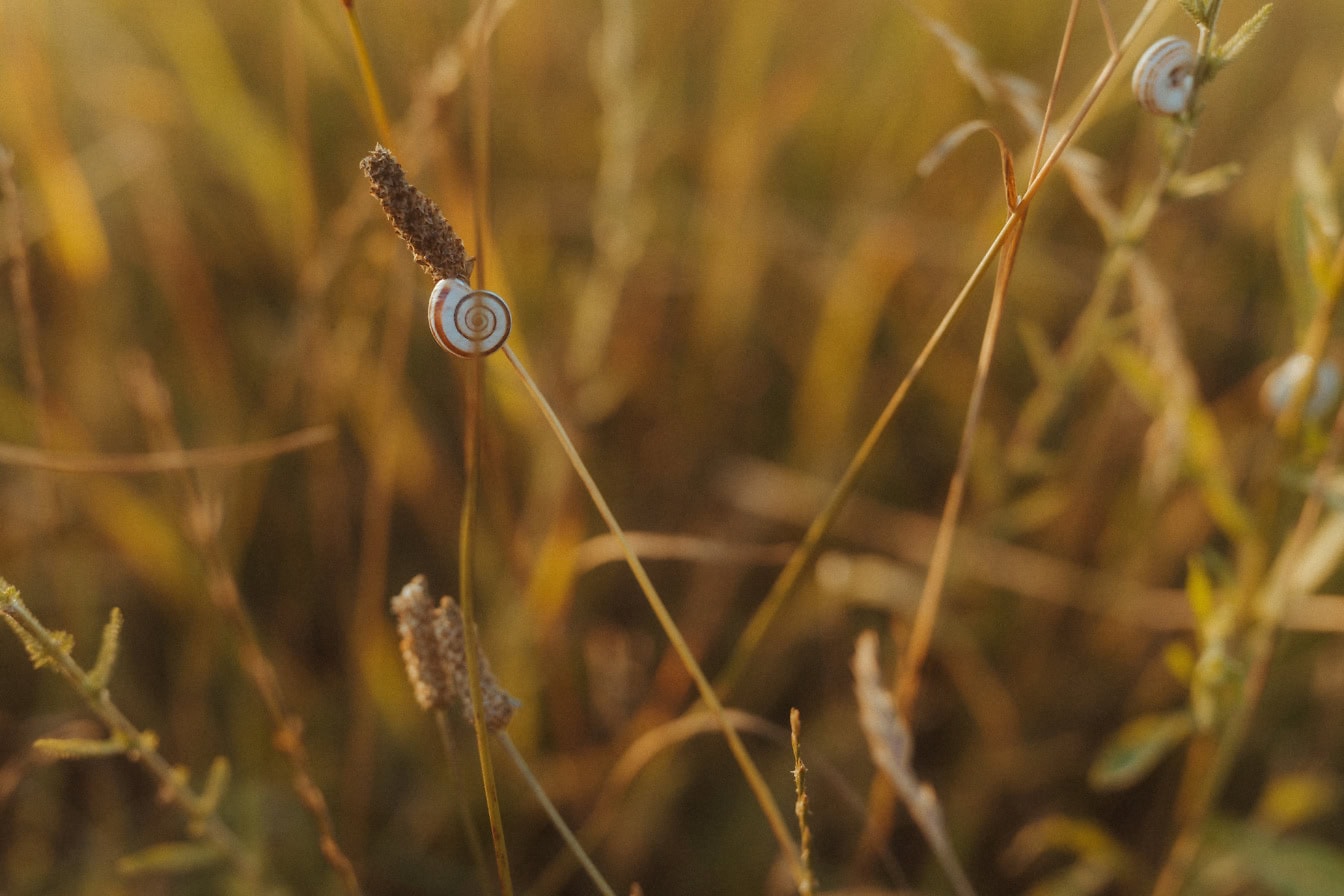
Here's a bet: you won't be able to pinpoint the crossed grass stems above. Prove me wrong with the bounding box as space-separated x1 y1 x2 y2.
0 0 1307 893
359 0 1246 893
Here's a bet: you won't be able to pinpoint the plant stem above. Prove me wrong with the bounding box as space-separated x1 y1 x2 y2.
340 1 394 148
498 733 619 896
460 354 514 896
715 0 1161 698
0 585 260 886
500 345 805 885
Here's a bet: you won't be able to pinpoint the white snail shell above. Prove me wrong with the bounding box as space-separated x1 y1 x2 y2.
428 278 511 358
1132 36 1195 116
1261 353 1342 421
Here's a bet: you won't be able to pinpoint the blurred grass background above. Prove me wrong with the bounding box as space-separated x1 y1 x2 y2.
2 0 1344 893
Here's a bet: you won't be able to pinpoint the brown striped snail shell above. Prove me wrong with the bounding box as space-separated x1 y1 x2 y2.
1132 36 1195 116
428 278 511 358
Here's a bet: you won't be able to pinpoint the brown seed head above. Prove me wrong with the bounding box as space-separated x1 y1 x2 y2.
389 576 518 732
360 145 474 282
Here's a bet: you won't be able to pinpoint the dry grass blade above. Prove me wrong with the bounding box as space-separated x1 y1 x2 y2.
0 425 336 474
852 632 976 896
916 120 1018 211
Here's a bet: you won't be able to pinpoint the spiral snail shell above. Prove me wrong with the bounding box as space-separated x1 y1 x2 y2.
428 278 512 358
1132 36 1195 116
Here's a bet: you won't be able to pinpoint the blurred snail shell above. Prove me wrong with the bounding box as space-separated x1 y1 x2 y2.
1261 353 1342 422
1132 36 1195 116
428 278 511 358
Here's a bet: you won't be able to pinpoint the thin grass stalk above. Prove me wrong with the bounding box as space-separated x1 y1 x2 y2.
894 217 1025 714
894 0 1080 714
500 345 806 885
0 150 50 448
716 0 1161 698
497 733 619 896
459 353 514 896
0 426 335 474
458 9 513 891
433 711 494 895
121 362 364 895
340 1 394 148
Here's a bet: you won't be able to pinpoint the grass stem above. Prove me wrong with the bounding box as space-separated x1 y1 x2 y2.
459 354 514 896
498 732 619 896
340 1 394 148
500 344 805 885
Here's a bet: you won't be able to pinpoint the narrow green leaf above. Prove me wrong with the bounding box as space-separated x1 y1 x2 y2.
1166 163 1242 200
116 840 227 876
1163 642 1196 685
1088 711 1193 790
33 736 127 759
88 607 123 691
198 756 231 815
1025 861 1113 896
1 610 74 671
1256 772 1339 832
1104 343 1165 413
1216 4 1273 68
1185 557 1215 637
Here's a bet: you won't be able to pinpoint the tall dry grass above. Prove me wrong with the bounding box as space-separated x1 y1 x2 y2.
2 0 1344 894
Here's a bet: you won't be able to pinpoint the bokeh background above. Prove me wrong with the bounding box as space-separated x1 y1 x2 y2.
2 0 1344 893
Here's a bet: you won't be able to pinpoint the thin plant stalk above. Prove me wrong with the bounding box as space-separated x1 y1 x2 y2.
340 0 394 148
894 0 1080 714
500 344 806 885
459 353 514 896
497 732 619 896
894 218 1025 712
458 8 513 892
433 711 494 896
0 425 335 474
715 0 1161 699
0 585 260 887
1151 399 1344 896
121 361 365 896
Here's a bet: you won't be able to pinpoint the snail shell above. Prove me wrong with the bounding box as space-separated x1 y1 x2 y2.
1132 36 1195 116
428 278 511 358
1261 353 1342 421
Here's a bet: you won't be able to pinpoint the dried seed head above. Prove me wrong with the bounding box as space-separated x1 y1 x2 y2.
360 145 474 282
432 595 518 733
391 576 453 711
389 576 518 732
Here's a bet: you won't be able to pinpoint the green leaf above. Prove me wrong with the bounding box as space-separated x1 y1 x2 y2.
1163 641 1196 685
116 840 227 876
1167 163 1242 200
1006 814 1133 870
32 736 127 759
198 756 231 816
1088 711 1193 790
1256 772 1339 833
1215 4 1273 69
1185 557 1215 637
1105 343 1165 414
1198 818 1344 896
1025 862 1113 896
88 607 123 691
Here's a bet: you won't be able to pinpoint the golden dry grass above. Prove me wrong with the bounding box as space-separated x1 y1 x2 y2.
3 0 1344 894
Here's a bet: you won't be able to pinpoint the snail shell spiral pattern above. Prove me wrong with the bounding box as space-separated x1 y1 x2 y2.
428 278 512 358
1132 36 1196 116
